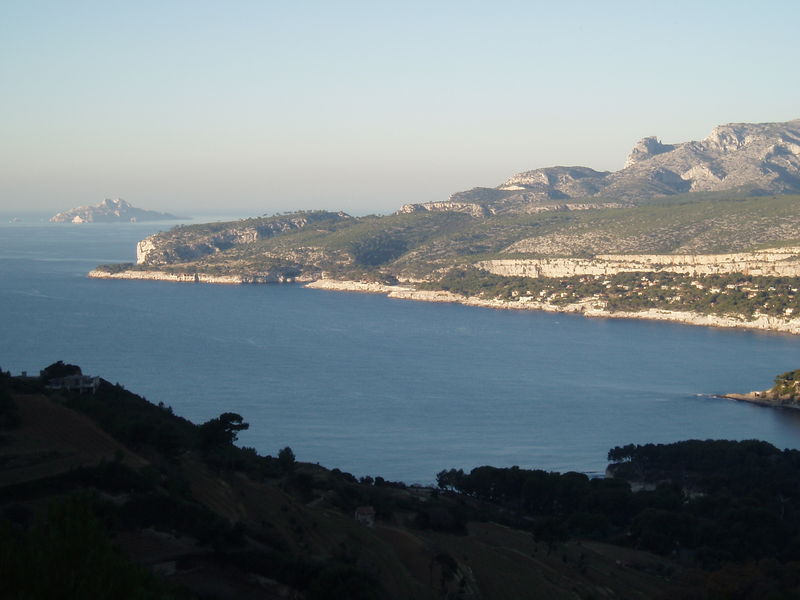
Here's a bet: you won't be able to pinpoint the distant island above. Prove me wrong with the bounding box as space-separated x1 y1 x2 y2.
50 198 181 223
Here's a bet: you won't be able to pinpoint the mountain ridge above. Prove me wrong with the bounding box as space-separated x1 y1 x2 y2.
402 118 800 215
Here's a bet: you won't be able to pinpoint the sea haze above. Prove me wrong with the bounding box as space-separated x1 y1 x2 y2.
2 217 800 483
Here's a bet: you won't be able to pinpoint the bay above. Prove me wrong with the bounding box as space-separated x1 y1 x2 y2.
2 216 800 484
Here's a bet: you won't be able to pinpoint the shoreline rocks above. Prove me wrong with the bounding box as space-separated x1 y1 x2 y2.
306 278 800 334
88 270 800 335
720 392 800 410
87 269 313 285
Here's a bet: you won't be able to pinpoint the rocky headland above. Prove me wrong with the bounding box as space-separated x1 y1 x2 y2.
89 119 800 335
723 369 800 409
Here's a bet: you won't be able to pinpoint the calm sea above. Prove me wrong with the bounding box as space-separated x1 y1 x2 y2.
2 215 800 483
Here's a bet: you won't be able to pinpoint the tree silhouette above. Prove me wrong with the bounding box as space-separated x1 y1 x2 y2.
199 412 249 452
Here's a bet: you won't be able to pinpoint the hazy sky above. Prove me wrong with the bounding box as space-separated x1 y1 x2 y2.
2 1 798 216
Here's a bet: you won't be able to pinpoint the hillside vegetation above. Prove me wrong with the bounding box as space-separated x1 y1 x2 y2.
4 365 800 598
103 194 800 279
92 118 800 328
90 193 800 327
773 369 800 399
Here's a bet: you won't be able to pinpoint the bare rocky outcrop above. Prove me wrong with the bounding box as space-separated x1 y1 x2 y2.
479 247 800 278
136 211 351 266
498 166 611 197
398 201 489 218
136 226 267 264
624 136 677 167
400 119 800 215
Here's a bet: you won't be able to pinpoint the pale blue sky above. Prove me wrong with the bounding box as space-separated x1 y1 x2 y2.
2 1 798 216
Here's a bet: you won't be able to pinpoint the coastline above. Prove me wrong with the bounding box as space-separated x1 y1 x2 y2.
306 278 800 335
89 270 800 335
87 269 314 285
719 392 800 410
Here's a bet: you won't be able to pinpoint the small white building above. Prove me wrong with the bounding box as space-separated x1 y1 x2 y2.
47 374 100 394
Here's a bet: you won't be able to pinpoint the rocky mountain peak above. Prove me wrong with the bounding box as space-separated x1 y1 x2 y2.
624 136 676 167
99 198 132 210
705 124 749 152
499 166 609 190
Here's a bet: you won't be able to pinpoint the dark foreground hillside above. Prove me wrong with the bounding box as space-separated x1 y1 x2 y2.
2 364 800 599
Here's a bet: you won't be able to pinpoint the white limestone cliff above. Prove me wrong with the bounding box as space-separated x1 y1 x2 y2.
478 248 800 279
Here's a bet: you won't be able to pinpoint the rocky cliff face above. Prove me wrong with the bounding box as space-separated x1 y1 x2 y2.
50 198 179 223
624 136 677 167
136 211 351 265
400 119 800 215
479 247 800 279
397 201 490 217
603 120 800 200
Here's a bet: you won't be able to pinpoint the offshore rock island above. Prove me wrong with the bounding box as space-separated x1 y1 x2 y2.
51 198 181 223
90 119 800 334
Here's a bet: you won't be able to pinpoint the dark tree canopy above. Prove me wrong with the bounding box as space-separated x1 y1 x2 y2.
40 361 82 379
199 412 249 451
278 446 296 472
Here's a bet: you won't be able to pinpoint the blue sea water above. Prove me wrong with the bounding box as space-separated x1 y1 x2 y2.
2 215 800 483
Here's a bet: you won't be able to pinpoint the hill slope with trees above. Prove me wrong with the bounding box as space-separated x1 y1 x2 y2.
3 364 800 598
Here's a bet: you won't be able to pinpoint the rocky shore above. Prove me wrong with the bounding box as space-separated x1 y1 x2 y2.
720 392 800 410
88 270 800 335
306 278 800 335
87 269 313 285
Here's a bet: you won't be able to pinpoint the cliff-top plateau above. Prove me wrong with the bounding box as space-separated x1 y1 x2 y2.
50 198 180 223
90 118 800 334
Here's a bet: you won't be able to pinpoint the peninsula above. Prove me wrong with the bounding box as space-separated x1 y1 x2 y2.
51 198 181 223
89 119 800 334
723 368 800 409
